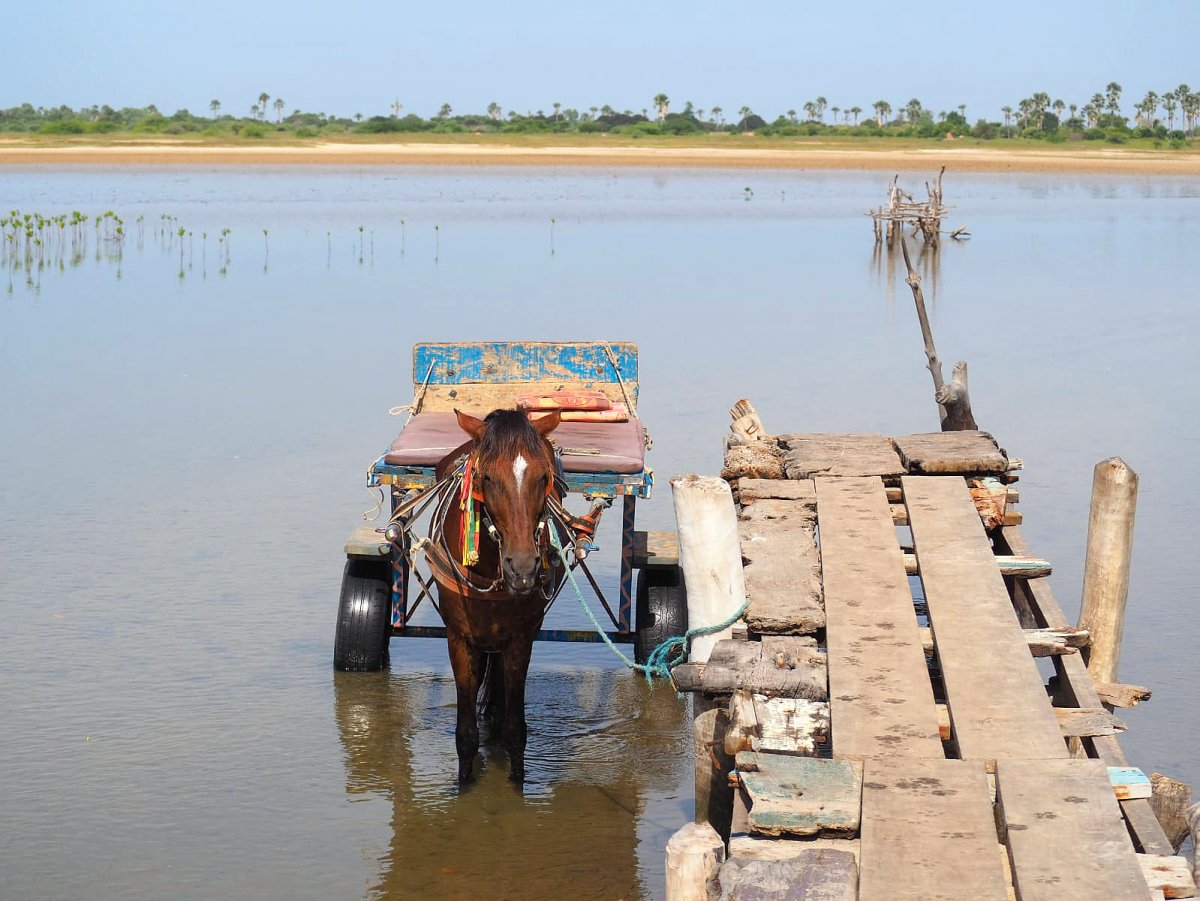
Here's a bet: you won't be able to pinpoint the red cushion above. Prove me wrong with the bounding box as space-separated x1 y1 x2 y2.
382 412 646 474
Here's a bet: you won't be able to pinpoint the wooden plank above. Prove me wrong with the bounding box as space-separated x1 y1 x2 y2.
904 553 1053 578
723 442 786 481
413 340 638 387
777 433 905 480
935 704 1125 740
736 752 862 837
737 477 817 508
725 690 830 756
892 430 1009 474
717 851 858 901
632 529 678 567
738 499 814 522
729 786 861 862
1138 855 1197 899
903 476 1067 762
859 758 1010 900
739 515 824 635
995 526 1173 856
918 626 1088 658
344 524 389 558
1112 767 1154 800
997 758 1153 900
815 477 943 760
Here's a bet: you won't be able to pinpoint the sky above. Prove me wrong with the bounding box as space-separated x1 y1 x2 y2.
9 0 1199 122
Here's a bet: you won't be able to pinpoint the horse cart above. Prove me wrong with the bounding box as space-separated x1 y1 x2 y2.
333 341 686 672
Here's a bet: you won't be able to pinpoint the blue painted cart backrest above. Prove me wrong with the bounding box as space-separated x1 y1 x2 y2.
411 341 639 413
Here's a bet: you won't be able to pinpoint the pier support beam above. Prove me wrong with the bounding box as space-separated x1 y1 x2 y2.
671 475 746 664
665 821 725 901
1078 457 1139 685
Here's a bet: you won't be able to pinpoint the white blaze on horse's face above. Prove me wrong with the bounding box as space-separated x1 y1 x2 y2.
512 453 528 493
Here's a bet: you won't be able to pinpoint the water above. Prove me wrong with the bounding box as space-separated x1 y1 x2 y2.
2 165 1198 899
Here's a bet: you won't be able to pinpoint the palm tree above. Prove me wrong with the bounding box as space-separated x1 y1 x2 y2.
653 93 669 123
1069 103 1078 124
957 103 966 120
1001 105 1013 137
1105 82 1122 121
552 102 562 123
273 98 285 122
1162 92 1177 130
873 100 891 126
1141 91 1159 127
1031 92 1050 129
258 92 270 120
600 104 614 118
787 109 797 123
209 99 221 119
815 96 827 122
589 106 598 119
710 106 723 125
830 105 840 125
391 99 403 118
437 103 452 119
803 101 816 121
905 98 923 125
354 112 363 123
737 106 751 130
488 102 502 120
1177 84 1192 131
1052 99 1065 123
249 104 259 120
849 106 862 125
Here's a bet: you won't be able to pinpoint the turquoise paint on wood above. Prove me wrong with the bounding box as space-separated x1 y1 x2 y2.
412 341 638 398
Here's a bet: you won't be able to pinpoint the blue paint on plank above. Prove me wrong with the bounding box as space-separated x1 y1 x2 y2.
413 341 638 398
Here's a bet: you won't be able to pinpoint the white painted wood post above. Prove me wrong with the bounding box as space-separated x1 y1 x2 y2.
665 820 725 901
671 475 747 663
1077 457 1139 684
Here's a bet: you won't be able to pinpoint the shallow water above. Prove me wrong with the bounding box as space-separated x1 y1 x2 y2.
2 165 1198 899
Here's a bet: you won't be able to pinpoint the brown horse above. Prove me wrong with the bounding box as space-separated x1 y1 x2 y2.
429 408 564 784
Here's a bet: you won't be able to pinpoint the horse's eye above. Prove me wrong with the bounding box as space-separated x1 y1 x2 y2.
482 474 492 484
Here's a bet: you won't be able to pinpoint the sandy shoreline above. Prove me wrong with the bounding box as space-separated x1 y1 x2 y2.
2 139 1199 175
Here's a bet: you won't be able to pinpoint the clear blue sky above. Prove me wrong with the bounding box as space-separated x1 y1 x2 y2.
9 0 1197 121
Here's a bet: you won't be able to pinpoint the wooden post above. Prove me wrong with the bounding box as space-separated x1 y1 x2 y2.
671 475 747 664
1189 802 1200 884
1077 457 1139 684
665 821 725 901
693 695 734 837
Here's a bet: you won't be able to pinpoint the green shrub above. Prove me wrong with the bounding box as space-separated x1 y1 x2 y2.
294 126 318 138
41 119 86 134
242 123 267 138
1082 128 1106 141
86 120 119 133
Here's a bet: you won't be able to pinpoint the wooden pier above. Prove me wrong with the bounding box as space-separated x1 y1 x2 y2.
663 428 1195 900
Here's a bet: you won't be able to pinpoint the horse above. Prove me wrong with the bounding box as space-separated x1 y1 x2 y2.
427 407 565 784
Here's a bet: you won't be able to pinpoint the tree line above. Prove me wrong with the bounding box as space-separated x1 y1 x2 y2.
3 83 1197 145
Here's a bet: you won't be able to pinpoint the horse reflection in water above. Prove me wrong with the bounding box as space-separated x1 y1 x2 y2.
333 666 687 900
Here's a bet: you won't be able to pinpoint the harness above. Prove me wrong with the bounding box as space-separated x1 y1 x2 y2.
404 444 586 603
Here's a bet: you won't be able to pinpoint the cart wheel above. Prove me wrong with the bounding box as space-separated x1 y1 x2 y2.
334 559 391 672
634 566 688 665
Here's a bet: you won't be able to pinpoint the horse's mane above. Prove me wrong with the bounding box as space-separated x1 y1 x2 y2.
477 409 549 465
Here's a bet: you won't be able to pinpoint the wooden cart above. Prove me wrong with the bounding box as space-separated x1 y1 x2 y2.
334 341 684 671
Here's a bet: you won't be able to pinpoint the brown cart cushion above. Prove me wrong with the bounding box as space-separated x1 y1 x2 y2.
383 412 647 474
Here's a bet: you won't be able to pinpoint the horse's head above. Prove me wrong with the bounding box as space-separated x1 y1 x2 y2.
455 408 562 596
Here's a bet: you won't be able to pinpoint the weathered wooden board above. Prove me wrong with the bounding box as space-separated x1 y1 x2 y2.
345 524 389 558
737 478 818 508
994 525 1173 856
739 499 816 523
725 690 830 757
739 516 824 635
632 529 679 567
723 442 787 481
1138 855 1197 899
903 476 1067 762
686 639 827 699
737 752 863 838
815 478 943 760
777 434 905 480
997 758 1153 900
717 851 858 901
859 758 1010 900
1112 766 1154 800
892 430 1009 474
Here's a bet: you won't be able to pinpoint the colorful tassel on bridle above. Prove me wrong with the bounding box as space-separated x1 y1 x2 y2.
460 456 481 566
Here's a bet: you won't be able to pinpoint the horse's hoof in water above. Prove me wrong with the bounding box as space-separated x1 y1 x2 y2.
457 765 476 786
508 768 525 785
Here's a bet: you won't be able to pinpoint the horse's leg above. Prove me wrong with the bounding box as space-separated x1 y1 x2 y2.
446 632 481 784
500 640 535 783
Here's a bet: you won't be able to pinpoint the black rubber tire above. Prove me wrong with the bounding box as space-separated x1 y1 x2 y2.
333 559 392 672
634 565 688 665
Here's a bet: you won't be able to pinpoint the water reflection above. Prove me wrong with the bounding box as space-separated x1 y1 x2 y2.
334 666 688 900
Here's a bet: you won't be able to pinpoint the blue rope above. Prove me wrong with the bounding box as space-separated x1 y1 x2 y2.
549 527 750 684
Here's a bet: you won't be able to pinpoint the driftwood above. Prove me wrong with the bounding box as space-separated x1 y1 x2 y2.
721 442 785 481
664 821 725 901
918 626 1086 658
674 638 827 699
1148 774 1194 852
899 235 978 431
1095 681 1153 708
729 398 772 445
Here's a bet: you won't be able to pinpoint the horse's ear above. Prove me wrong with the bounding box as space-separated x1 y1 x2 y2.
455 409 486 441
531 410 562 437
